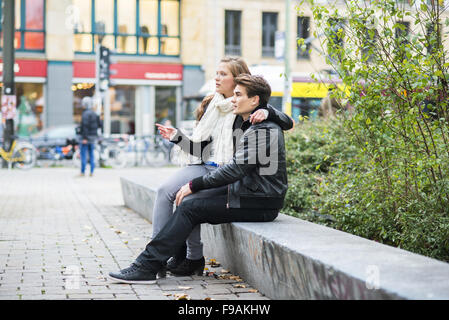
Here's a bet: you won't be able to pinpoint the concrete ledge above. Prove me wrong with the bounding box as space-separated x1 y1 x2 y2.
121 177 157 222
120 176 449 300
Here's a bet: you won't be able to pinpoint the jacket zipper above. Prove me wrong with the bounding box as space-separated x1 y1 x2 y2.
226 184 230 209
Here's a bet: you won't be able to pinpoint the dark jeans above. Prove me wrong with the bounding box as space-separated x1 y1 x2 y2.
135 195 278 271
80 143 95 174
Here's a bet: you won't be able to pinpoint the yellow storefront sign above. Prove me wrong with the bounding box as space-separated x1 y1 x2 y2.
273 82 348 99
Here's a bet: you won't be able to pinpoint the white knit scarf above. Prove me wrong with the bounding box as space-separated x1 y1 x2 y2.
173 92 236 166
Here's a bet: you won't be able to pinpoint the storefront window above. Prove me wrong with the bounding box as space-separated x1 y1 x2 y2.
155 86 176 127
0 83 44 137
160 0 180 55
139 0 159 55
73 0 180 56
117 0 137 54
182 97 202 122
0 0 45 51
94 0 114 47
110 86 136 134
72 82 96 124
291 98 321 122
73 84 136 134
73 0 92 52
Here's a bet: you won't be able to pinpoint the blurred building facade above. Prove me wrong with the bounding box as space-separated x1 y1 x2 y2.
1 0 447 136
181 0 332 123
0 0 183 136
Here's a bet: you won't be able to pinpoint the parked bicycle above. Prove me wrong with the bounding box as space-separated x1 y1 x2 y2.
72 136 127 169
125 134 171 167
0 137 37 170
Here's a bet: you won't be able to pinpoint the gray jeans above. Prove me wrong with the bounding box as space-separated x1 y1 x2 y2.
151 164 227 260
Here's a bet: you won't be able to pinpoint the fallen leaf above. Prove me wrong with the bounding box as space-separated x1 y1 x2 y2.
174 293 190 300
221 269 230 274
115 230 122 234
233 284 246 288
208 258 221 267
248 289 258 293
163 293 172 296
229 275 243 281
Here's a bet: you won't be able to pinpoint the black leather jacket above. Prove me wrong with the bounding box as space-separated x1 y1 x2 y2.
190 107 288 210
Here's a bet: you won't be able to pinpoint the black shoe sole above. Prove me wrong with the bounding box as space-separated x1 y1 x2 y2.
171 266 204 277
108 274 157 285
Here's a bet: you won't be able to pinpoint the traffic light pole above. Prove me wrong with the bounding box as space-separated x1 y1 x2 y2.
95 44 111 136
2 0 16 168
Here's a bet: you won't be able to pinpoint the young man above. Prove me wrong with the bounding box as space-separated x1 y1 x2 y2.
109 74 288 284
79 96 101 177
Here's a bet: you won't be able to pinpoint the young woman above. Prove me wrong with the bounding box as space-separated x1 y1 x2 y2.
153 57 293 276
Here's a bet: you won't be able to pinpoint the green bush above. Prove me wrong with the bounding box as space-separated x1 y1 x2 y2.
284 0 449 262
283 118 357 221
284 118 449 262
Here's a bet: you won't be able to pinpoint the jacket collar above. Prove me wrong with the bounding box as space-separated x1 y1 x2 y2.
241 104 267 131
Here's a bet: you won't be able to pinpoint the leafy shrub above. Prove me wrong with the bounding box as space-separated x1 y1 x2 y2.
283 0 449 262
283 118 357 221
284 117 449 262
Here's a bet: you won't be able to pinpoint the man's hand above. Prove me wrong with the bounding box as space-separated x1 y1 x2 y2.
156 123 176 140
250 109 268 124
175 183 193 206
82 139 88 144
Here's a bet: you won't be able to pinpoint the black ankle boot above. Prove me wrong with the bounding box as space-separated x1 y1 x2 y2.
166 243 187 272
170 257 205 276
166 256 185 272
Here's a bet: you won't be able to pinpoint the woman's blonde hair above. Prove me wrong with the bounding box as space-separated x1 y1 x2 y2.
194 57 251 121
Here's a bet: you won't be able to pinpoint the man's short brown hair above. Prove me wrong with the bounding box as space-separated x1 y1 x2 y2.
234 74 271 107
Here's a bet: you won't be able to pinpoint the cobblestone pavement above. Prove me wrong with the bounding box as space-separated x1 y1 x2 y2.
0 167 269 300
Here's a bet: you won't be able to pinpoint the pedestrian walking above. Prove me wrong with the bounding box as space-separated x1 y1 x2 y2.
79 96 101 177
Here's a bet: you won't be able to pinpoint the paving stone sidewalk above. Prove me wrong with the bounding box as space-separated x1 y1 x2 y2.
0 167 268 300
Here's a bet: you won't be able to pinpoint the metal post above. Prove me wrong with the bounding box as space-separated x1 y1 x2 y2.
96 44 111 137
103 86 111 136
2 0 16 168
282 0 291 114
95 43 102 115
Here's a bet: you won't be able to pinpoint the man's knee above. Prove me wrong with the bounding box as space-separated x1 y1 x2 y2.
176 199 200 222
